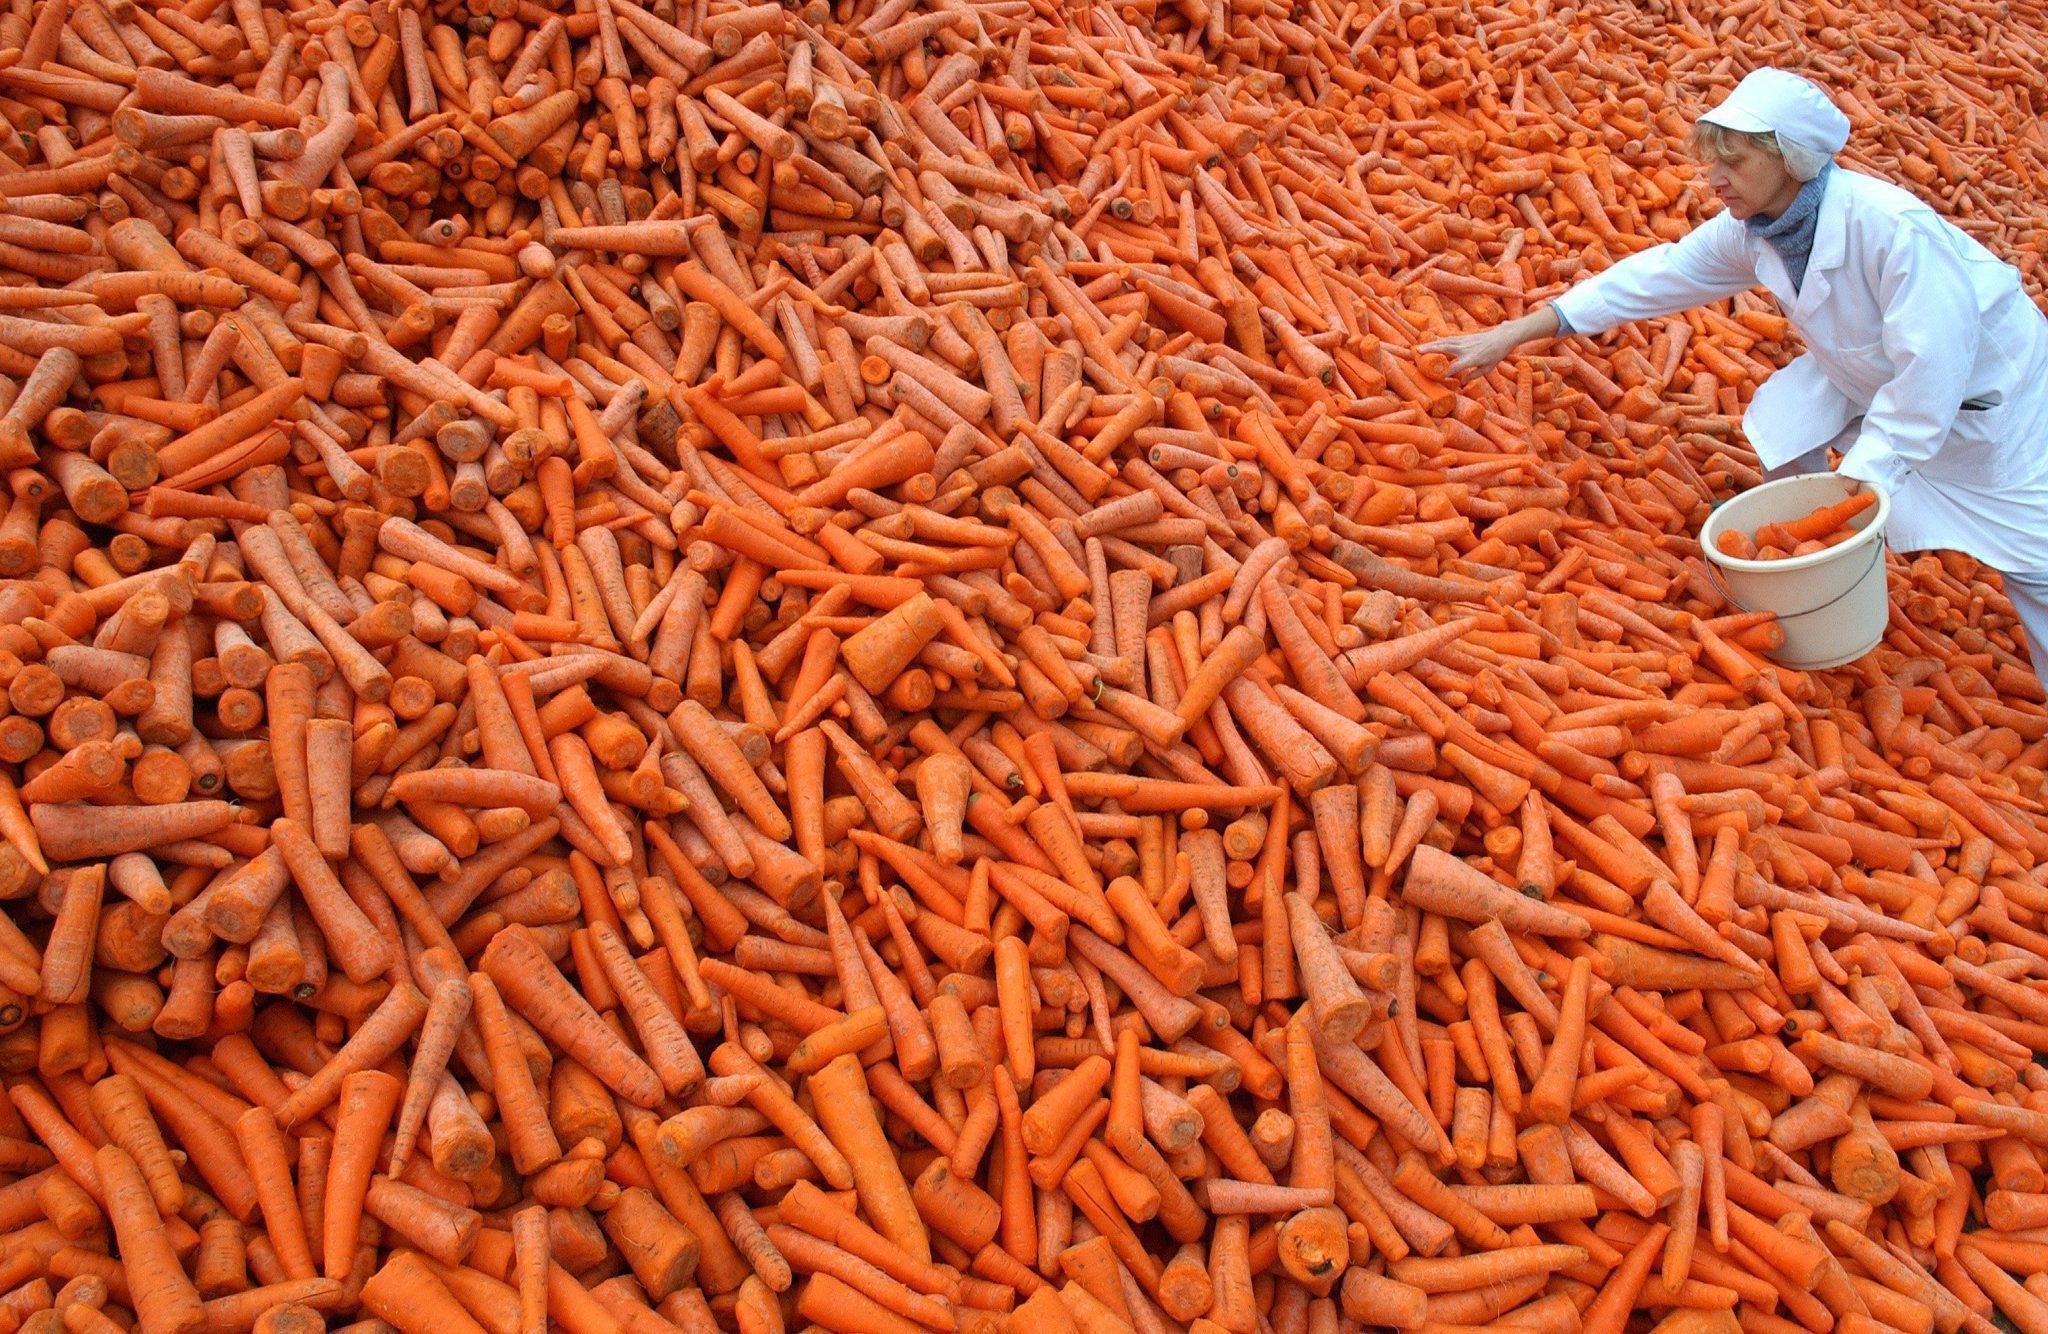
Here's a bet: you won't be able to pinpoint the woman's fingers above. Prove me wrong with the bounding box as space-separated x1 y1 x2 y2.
1419 336 1476 372
1440 337 1501 377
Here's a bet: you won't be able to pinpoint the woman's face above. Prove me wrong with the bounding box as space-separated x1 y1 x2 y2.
1704 138 1804 221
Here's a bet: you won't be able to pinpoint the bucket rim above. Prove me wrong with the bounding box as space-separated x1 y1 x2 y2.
1699 474 1891 575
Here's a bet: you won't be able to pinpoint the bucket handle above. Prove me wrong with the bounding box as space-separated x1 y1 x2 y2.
1704 537 1887 622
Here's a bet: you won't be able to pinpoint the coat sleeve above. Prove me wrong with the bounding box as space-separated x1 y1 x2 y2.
1547 212 1760 337
1834 219 1979 496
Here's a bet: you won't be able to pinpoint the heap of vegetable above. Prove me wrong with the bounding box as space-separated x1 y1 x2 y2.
0 0 2043 1330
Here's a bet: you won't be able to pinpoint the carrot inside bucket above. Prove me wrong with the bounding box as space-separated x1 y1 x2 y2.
1700 475 1892 671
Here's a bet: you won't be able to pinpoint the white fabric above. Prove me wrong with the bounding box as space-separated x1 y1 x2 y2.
1774 139 1831 183
1698 69 1851 162
2002 570 2048 673
1762 443 1831 481
1550 168 2048 575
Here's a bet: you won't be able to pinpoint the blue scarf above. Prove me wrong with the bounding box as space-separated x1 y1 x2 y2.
1746 163 1832 292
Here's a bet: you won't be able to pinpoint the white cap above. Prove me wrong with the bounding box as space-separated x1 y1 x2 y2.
1698 68 1850 161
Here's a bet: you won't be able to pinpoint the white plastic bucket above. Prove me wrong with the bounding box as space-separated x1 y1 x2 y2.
1699 474 1891 672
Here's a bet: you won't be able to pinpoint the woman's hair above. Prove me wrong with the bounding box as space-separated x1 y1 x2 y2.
1686 121 1831 181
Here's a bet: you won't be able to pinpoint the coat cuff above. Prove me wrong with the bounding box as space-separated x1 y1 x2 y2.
1837 445 1908 497
1548 283 1614 339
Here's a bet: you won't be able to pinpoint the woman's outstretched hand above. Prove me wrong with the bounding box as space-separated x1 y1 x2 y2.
1420 307 1565 377
1419 327 1528 377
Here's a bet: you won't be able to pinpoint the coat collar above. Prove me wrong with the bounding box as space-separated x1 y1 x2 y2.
1783 170 1848 322
1805 168 1848 276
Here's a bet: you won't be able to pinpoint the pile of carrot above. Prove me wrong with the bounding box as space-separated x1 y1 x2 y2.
0 0 2045 1329
1715 492 1880 561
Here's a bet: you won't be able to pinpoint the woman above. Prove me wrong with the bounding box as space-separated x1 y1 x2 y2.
1423 68 2048 668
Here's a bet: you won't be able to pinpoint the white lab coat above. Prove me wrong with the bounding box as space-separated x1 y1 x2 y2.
1549 168 2048 575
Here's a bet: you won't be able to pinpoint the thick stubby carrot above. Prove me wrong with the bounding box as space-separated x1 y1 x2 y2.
1403 847 1590 939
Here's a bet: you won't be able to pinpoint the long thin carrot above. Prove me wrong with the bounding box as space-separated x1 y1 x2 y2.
98 1144 205 1334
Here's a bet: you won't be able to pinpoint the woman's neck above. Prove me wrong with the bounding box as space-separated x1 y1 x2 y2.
1757 172 1812 221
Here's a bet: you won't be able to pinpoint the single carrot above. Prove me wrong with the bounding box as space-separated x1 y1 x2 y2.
97 1143 205 1334
386 965 467 1181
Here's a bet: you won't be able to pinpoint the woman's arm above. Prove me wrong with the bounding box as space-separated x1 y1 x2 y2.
1424 213 1760 376
1545 211 1760 336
